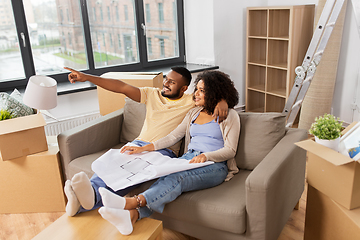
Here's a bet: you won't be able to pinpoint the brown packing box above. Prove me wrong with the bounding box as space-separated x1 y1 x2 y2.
0 112 48 161
304 185 360 240
98 72 163 115
296 122 360 210
0 137 66 213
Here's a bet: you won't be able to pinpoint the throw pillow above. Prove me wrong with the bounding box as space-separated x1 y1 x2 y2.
0 89 34 118
236 112 286 170
119 97 146 143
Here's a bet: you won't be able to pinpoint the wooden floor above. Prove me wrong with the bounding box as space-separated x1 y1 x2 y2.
0 182 307 240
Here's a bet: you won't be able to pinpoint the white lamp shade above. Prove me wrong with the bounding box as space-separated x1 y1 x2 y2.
23 75 57 110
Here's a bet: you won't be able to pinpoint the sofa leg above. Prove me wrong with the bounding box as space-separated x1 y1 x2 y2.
294 200 300 210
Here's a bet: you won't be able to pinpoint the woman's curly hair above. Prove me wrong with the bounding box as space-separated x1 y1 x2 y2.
194 70 239 114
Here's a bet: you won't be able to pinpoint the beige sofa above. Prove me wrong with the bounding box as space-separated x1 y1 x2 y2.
58 98 307 240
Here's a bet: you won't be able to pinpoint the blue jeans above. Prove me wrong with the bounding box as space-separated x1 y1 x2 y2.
77 140 176 214
138 149 228 219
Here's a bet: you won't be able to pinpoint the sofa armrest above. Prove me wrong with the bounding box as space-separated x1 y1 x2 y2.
57 109 124 180
245 128 307 240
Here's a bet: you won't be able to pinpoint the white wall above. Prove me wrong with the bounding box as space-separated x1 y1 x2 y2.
185 0 360 124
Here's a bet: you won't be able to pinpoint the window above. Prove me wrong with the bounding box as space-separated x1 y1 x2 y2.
118 34 121 48
66 9 70 22
115 6 119 21
158 3 164 23
159 38 165 58
147 37 152 55
124 5 128 21
0 0 185 91
145 4 151 23
107 6 111 21
68 33 72 46
60 9 64 22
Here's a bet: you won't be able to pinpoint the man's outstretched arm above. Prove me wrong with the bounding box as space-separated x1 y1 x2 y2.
64 67 141 102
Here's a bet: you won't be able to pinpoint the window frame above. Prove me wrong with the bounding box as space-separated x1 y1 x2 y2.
0 0 185 92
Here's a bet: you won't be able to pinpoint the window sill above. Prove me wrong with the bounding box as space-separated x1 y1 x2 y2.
56 63 219 95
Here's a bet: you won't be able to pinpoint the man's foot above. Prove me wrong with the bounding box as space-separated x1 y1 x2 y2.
98 207 133 235
64 180 80 216
99 187 126 209
71 172 95 210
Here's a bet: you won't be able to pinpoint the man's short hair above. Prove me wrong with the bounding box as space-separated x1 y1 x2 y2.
171 66 192 86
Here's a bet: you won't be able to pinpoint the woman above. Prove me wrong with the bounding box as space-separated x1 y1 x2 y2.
97 70 241 235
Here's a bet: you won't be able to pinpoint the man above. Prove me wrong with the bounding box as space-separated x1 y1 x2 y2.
63 66 229 216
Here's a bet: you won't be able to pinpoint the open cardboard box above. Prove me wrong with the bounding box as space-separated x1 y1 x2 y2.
97 72 163 115
296 122 360 210
304 185 360 240
0 112 48 161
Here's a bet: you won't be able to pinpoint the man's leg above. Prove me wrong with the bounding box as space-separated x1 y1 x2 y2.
66 139 176 215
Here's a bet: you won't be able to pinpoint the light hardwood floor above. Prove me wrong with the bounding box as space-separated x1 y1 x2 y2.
0 181 307 240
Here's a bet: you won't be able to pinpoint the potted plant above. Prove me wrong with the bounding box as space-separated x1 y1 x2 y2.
309 113 343 151
0 109 13 121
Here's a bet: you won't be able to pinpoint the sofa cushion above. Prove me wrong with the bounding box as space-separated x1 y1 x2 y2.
129 170 251 235
236 112 286 170
119 97 146 143
67 143 126 179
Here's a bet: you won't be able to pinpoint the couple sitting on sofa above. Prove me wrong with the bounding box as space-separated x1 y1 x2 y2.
63 66 240 235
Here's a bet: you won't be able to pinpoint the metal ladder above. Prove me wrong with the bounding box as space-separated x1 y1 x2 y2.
283 0 346 127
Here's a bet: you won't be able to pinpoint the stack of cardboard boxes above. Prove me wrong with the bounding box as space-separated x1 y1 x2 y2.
296 122 360 239
0 112 66 213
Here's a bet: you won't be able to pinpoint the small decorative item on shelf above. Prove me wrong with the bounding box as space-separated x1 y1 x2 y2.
309 113 343 151
0 109 13 121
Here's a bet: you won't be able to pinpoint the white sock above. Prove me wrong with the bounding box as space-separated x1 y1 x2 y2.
64 180 80 216
71 172 94 210
99 187 126 209
98 207 133 235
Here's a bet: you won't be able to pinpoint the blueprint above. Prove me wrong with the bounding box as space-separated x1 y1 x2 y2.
91 148 213 191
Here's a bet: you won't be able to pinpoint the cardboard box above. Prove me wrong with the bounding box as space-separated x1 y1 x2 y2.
0 112 48 161
0 137 66 213
304 185 360 240
98 72 163 115
296 123 360 210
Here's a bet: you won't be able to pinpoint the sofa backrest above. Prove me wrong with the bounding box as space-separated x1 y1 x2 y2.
120 98 286 171
235 112 286 170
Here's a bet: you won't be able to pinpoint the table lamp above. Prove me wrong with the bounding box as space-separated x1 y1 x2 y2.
23 75 58 120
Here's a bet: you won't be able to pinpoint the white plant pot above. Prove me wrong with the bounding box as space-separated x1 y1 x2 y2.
314 136 340 152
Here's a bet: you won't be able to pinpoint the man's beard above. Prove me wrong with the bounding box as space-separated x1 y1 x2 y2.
161 87 181 99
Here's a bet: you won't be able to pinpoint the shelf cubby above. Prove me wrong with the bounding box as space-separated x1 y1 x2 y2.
267 39 288 68
268 9 290 38
247 90 265 112
267 67 287 97
248 38 267 65
248 10 268 37
266 94 286 112
248 64 266 91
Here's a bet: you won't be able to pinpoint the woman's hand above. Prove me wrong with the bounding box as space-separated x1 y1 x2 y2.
189 154 207 163
120 143 154 155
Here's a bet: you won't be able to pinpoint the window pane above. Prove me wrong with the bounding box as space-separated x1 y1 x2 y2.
0 0 26 82
23 0 88 75
88 0 139 68
144 0 179 61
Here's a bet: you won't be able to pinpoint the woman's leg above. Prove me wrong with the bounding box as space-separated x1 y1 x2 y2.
142 161 228 215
